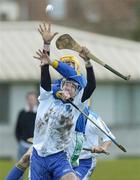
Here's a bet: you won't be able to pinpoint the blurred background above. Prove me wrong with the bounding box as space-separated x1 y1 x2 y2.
0 0 140 179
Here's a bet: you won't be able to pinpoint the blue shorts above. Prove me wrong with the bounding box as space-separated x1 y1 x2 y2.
30 148 75 180
73 158 96 180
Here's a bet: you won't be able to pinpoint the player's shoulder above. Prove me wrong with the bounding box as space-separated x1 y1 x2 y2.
19 109 26 114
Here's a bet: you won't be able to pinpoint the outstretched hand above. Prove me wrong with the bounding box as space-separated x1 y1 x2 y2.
33 50 51 66
38 22 58 44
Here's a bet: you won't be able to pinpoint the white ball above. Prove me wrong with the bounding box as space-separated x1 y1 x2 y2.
46 4 54 14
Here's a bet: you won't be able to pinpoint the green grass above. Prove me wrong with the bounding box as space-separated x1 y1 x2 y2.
0 158 140 180
92 158 140 180
0 160 29 180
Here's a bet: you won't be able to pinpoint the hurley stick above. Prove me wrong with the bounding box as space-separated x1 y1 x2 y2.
56 34 131 81
83 147 110 155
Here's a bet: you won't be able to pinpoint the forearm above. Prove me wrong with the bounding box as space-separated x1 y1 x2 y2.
82 64 96 102
16 147 32 170
51 61 84 90
41 65 51 91
40 44 51 91
52 61 79 78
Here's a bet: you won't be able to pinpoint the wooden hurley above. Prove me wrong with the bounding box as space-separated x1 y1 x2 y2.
56 34 131 81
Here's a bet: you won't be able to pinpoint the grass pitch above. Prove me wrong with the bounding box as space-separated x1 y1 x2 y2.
0 158 140 180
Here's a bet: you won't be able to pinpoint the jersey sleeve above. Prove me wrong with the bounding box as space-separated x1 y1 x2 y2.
88 110 115 142
96 117 116 142
40 64 51 91
75 106 89 133
82 66 96 102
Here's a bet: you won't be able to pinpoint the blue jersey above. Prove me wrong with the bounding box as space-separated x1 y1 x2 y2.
75 106 89 134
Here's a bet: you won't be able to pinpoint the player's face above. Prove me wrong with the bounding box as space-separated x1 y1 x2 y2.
26 94 37 108
62 81 77 98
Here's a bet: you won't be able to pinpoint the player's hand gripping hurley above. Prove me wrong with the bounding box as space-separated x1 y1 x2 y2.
56 34 131 81
83 147 110 155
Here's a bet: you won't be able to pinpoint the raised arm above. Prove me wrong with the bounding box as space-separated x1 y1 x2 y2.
36 23 58 91
34 50 83 87
79 47 96 102
34 50 51 91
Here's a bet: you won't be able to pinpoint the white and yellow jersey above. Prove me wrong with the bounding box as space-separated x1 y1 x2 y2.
33 87 84 157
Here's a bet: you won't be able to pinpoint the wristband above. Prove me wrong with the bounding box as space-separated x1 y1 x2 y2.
52 60 59 68
43 44 50 52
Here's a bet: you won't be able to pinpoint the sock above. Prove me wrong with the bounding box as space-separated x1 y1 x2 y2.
6 166 24 180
